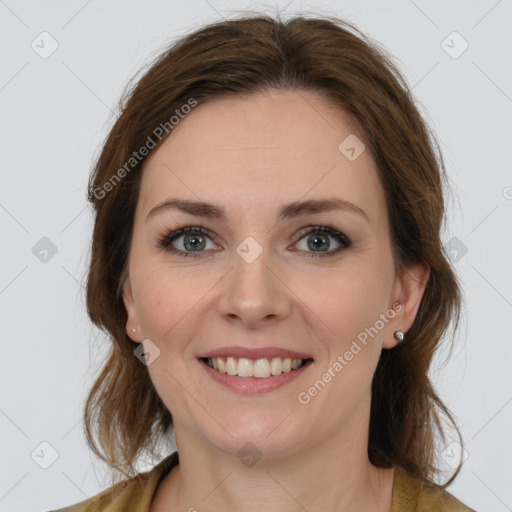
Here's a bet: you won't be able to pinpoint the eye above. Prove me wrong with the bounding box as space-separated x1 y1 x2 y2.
292 225 351 258
156 224 218 257
156 223 352 258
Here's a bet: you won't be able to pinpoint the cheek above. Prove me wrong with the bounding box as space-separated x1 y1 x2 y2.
134 270 203 411
133 262 218 345
132 261 181 328
314 267 393 344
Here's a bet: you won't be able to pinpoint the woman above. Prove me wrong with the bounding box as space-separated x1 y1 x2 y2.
51 12 475 512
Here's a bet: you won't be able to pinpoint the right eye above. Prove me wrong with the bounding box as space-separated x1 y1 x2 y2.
156 224 219 257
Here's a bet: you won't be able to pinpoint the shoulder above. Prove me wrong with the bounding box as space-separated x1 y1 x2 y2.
392 466 476 512
47 452 179 512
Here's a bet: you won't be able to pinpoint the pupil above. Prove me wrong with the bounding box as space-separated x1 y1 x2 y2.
309 234 328 251
185 235 204 251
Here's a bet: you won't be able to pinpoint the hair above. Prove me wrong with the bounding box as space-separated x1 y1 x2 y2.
83 11 465 488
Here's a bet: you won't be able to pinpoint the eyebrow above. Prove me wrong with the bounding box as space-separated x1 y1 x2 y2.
145 197 369 223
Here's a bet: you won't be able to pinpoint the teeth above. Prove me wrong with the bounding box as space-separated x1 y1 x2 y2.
291 359 301 370
226 357 237 376
270 357 282 376
253 358 270 377
206 356 306 378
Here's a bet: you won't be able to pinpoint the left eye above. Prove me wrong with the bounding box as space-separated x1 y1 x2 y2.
157 224 351 258
293 226 351 257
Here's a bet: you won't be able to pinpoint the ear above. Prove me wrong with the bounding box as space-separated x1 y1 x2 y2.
121 273 142 343
382 262 430 349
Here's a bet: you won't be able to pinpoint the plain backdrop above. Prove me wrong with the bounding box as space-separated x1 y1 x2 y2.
1 1 511 511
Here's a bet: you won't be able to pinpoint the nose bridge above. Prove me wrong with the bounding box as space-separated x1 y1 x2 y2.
218 234 289 325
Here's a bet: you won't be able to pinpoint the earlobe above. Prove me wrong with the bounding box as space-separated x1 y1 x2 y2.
383 262 430 349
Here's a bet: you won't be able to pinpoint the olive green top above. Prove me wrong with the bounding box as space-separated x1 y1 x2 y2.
49 451 475 511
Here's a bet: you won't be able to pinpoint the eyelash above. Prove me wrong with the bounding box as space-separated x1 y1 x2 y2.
156 223 352 258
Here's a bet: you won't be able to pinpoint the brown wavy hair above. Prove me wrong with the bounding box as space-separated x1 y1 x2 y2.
83 12 465 487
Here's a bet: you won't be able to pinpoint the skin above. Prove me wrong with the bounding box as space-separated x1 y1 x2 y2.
122 89 430 512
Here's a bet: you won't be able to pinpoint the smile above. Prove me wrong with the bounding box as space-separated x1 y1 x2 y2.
199 356 314 394
204 356 310 378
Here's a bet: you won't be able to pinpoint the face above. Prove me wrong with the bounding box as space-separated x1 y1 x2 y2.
122 89 428 460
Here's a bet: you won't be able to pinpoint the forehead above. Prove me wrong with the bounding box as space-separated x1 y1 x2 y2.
138 89 386 226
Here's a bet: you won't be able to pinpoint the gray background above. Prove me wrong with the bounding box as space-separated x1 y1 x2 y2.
1 1 511 511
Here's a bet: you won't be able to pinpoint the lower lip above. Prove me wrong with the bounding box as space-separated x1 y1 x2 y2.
199 359 313 394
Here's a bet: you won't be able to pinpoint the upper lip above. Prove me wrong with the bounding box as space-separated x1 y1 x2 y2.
198 346 313 360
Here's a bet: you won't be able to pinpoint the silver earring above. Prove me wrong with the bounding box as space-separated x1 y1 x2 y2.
394 330 405 344
132 328 137 333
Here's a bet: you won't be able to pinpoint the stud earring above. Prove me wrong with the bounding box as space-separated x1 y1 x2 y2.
132 328 137 333
394 330 405 344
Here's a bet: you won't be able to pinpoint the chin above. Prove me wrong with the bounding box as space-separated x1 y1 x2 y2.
197 415 308 462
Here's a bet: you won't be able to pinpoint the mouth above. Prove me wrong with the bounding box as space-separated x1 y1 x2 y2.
198 356 314 394
201 356 314 378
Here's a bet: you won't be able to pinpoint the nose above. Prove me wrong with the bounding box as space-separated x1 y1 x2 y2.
216 241 291 329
